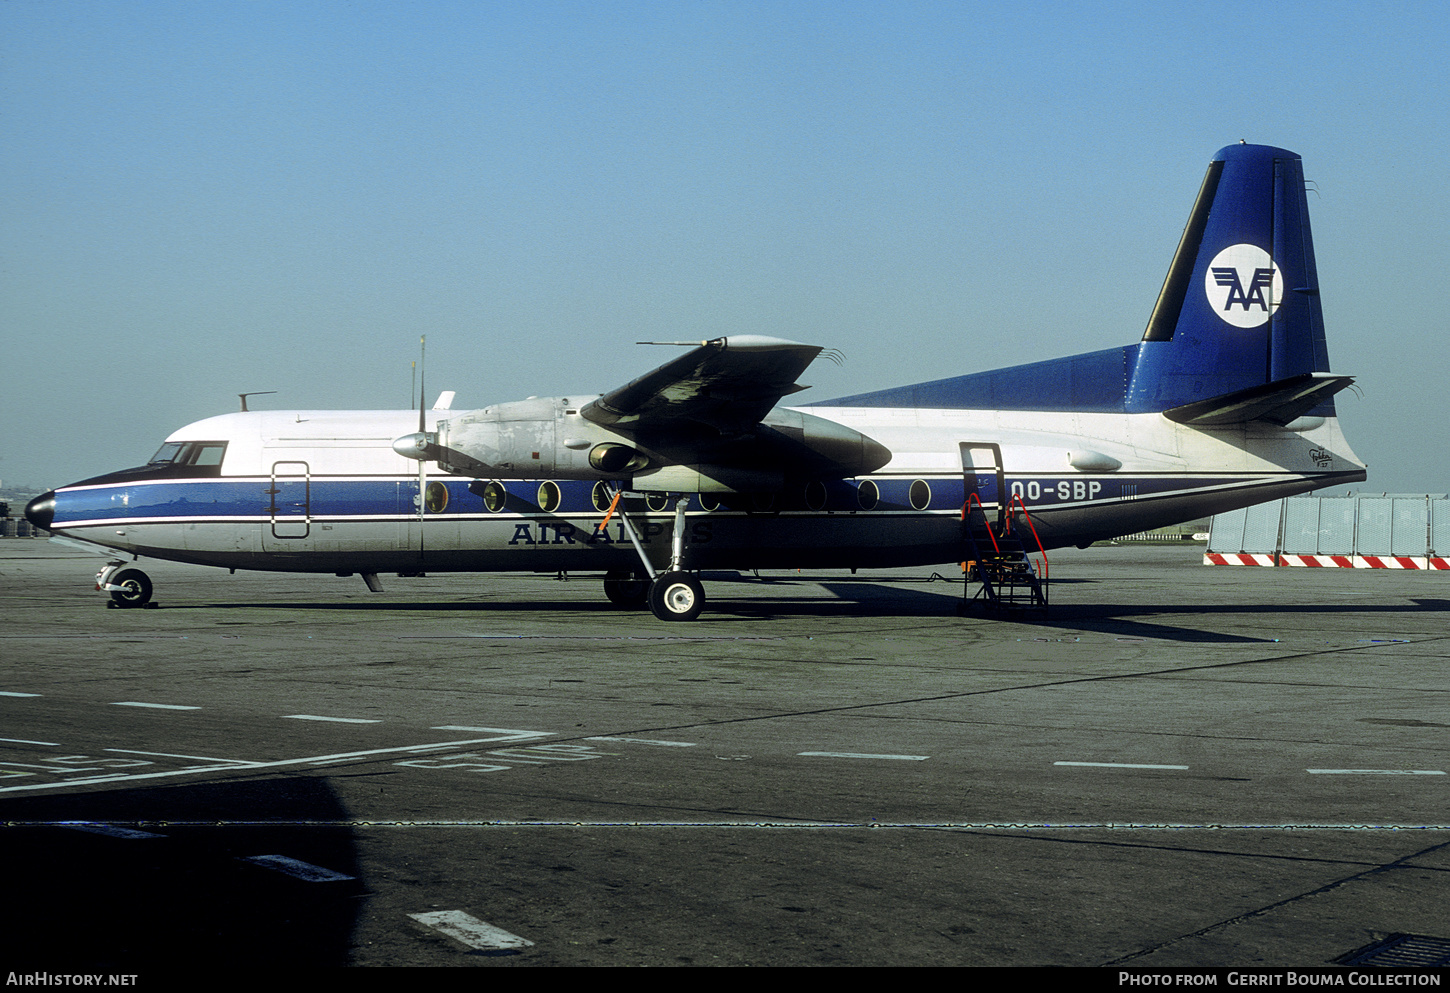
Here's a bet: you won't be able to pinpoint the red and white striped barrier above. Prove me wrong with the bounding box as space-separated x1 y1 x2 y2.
1205 553 1450 569
1204 553 1276 566
1276 554 1356 568
1352 555 1450 570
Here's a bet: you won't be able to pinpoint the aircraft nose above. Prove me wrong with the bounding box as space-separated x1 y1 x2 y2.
24 491 56 532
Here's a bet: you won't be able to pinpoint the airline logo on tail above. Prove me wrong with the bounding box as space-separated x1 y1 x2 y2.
1204 243 1282 328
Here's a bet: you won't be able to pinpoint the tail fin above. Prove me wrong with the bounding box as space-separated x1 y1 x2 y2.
814 142 1354 419
1128 142 1345 421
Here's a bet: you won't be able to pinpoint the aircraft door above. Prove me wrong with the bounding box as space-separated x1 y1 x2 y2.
267 461 311 540
959 443 1005 528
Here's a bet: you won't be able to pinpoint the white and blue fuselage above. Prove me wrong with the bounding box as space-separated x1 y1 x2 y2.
26 143 1369 616
34 399 1361 573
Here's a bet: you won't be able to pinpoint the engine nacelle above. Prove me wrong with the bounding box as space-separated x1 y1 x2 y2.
589 443 649 474
393 395 892 492
758 408 892 477
421 397 638 480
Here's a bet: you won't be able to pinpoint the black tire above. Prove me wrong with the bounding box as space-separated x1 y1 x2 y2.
109 569 153 608
647 571 705 622
603 569 650 608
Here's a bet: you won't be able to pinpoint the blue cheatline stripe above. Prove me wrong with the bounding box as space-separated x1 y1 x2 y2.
50 471 1332 528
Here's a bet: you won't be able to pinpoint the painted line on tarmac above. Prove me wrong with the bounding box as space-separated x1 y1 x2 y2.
62 822 165 839
1307 768 1445 775
799 751 928 761
283 714 382 723
12 819 1448 831
431 726 554 740
586 736 696 747
0 733 557 793
107 748 265 765
400 634 778 642
111 701 202 710
409 910 534 951
2 737 58 746
241 854 355 882
1055 761 1190 770
0 691 41 697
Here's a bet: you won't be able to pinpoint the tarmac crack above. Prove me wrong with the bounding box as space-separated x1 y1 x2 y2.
1100 836 1450 966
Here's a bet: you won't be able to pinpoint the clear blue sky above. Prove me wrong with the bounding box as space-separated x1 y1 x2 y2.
3 0 1446 494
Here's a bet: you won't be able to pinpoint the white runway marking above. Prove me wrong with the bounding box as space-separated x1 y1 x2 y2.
799 751 929 761
0 733 558 793
1307 769 1445 775
409 910 534 951
63 822 164 839
2 737 58 746
283 714 381 723
304 740 505 765
431 726 554 740
107 748 263 765
1055 761 1189 770
241 854 355 882
481 745 605 765
586 736 697 747
111 701 201 710
19 819 1450 830
0 691 41 697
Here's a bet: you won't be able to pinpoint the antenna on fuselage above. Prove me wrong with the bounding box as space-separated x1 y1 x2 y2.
238 391 276 412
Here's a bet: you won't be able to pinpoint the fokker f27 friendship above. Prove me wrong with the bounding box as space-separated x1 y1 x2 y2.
27 143 1366 620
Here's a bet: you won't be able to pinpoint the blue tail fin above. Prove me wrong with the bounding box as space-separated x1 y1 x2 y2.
815 143 1349 417
1128 142 1336 415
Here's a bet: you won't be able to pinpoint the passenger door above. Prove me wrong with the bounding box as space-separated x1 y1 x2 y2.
265 460 311 545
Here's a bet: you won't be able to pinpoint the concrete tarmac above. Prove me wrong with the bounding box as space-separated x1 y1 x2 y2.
1 539 1447 969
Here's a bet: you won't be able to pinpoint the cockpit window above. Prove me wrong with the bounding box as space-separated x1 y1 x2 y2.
148 441 227 468
149 443 184 465
71 440 231 488
186 443 227 467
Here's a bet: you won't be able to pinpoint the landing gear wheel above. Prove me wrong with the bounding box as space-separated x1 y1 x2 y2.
109 569 153 608
648 571 705 622
603 569 651 608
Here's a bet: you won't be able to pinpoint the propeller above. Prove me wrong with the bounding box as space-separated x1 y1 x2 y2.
389 337 437 523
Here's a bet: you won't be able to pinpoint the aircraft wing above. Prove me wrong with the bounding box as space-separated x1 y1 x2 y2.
580 335 823 435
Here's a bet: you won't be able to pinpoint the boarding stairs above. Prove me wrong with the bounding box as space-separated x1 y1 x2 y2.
960 495 1048 616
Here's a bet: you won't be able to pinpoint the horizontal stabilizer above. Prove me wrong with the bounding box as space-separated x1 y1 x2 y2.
1162 372 1354 427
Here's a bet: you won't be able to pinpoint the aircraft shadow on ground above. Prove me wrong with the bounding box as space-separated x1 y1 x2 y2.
0 778 364 969
147 586 1450 644
1005 596 1450 643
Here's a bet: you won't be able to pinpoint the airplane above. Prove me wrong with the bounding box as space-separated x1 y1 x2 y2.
26 143 1366 621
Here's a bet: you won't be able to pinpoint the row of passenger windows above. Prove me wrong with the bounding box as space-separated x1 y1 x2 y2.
426 478 939 514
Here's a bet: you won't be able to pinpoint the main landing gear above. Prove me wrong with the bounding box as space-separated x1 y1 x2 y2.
603 569 651 608
647 571 705 622
98 561 155 608
602 488 708 622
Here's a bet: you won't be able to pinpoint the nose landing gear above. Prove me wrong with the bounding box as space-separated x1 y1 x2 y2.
99 563 155 608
